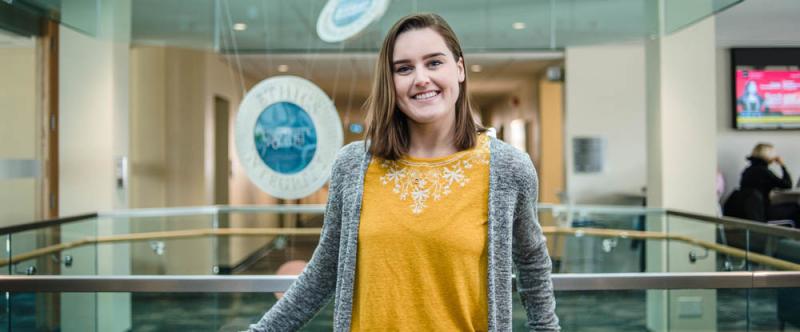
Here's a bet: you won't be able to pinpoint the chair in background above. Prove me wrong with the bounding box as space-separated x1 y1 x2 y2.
722 188 795 254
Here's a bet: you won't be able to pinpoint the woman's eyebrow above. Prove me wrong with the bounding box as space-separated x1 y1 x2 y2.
392 52 446 66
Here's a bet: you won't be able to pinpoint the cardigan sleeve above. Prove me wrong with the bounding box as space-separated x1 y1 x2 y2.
512 155 560 331
248 153 347 331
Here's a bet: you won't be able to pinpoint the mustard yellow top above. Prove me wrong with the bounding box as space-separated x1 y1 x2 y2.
351 134 491 331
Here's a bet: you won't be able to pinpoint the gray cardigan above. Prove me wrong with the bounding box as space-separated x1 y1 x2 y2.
249 137 560 331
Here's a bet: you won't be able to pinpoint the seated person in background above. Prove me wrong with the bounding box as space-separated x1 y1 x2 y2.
740 143 798 222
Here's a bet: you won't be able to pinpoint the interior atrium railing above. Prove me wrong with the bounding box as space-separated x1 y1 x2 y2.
2 204 799 331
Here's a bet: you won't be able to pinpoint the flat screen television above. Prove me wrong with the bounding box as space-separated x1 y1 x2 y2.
731 48 800 130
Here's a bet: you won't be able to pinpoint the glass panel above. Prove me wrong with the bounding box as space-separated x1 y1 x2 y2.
751 287 800 331
538 206 662 273
133 292 334 331
664 0 743 34
547 290 649 331
1 287 791 331
552 0 649 48
1 234 8 275
61 218 99 276
110 214 217 275
664 214 727 273
718 288 750 332
217 210 325 275
16 0 99 36
209 0 745 52
8 218 98 276
1 0 742 53
2 292 333 331
746 228 800 273
665 212 800 273
714 222 753 272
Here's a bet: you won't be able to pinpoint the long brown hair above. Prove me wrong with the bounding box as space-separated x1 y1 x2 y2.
364 13 484 160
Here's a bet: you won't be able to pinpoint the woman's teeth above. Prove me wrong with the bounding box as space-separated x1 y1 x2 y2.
413 91 439 100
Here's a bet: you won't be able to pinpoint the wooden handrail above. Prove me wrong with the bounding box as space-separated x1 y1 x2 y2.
2 227 798 271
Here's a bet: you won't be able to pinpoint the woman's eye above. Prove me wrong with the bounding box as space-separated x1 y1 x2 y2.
428 60 443 68
395 66 412 74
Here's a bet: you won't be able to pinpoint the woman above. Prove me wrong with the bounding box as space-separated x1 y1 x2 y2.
737 80 768 113
249 13 559 331
739 143 797 222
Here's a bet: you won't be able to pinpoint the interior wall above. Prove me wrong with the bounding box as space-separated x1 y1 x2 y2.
564 43 647 205
59 20 125 332
129 47 167 209
0 46 39 227
129 46 286 271
645 17 719 332
59 27 115 216
715 49 800 202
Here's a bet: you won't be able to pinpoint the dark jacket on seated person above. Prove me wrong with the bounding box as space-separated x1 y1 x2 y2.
740 156 792 209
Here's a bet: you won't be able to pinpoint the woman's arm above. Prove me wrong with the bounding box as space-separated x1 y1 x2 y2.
248 159 346 331
512 156 560 331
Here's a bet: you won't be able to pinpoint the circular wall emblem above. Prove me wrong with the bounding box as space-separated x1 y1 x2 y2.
236 76 343 199
317 0 390 43
254 102 317 174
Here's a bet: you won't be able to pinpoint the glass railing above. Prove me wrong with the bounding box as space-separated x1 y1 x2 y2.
2 204 800 331
539 204 662 274
665 210 800 273
4 205 800 278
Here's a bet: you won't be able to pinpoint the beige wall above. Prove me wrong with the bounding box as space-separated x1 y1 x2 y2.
0 46 40 227
644 17 718 332
59 26 115 216
129 46 284 271
565 43 648 205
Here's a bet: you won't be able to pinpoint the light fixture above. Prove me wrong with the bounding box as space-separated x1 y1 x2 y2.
233 23 247 31
512 22 526 30
277 64 289 73
470 64 482 73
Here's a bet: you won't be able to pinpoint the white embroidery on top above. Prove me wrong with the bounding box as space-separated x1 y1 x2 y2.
379 135 490 215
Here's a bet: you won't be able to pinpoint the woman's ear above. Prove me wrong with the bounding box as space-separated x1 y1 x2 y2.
457 57 465 83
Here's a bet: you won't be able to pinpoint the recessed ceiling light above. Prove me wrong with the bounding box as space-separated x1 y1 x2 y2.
277 64 289 72
470 64 482 73
233 23 247 31
512 22 526 30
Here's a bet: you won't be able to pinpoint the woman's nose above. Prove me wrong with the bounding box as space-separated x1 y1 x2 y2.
413 69 430 86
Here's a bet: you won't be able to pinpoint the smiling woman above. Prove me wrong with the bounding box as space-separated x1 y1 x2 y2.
365 13 482 161
249 13 560 332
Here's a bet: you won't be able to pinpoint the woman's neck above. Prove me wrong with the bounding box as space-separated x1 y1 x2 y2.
406 120 457 159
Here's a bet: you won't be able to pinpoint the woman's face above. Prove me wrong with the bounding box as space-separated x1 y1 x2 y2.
391 28 465 129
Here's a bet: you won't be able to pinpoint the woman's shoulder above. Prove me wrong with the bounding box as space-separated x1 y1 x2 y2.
488 137 538 185
331 140 368 172
489 137 535 168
